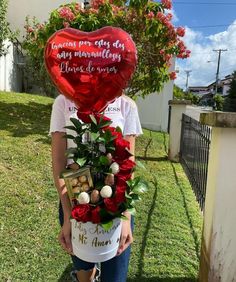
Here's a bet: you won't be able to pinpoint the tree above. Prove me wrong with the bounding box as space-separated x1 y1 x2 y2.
173 85 185 99
228 71 236 98
23 0 190 97
223 71 236 112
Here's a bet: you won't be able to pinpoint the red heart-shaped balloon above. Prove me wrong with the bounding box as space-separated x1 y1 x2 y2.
44 27 137 112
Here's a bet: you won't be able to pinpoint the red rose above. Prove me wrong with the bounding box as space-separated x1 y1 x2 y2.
105 127 122 140
77 111 93 123
116 159 136 180
104 198 118 213
116 177 127 190
91 206 101 224
71 204 91 223
115 187 126 203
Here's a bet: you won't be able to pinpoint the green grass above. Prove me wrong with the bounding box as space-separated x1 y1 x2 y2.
0 91 202 282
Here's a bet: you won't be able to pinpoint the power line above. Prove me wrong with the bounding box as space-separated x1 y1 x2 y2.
189 23 236 29
173 2 236 5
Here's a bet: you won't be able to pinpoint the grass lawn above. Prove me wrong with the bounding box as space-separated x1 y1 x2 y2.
0 91 202 282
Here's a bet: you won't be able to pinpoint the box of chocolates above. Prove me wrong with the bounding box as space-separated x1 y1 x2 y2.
62 167 93 203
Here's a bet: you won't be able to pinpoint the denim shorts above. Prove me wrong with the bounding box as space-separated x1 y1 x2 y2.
59 202 134 282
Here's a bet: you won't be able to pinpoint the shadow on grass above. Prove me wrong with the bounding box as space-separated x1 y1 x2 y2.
0 100 52 143
170 161 201 260
136 175 158 279
136 156 168 162
57 264 73 282
127 277 197 282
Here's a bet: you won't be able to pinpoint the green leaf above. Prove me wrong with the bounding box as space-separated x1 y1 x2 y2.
64 125 77 131
70 118 82 130
99 156 110 166
98 119 112 129
136 160 146 170
76 157 87 166
89 114 97 125
120 214 128 221
101 220 113 231
91 132 100 141
130 194 141 201
115 126 122 133
125 191 132 199
132 181 148 194
63 134 75 140
127 207 136 215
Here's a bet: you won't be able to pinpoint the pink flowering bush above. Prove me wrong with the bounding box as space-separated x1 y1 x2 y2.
23 0 190 98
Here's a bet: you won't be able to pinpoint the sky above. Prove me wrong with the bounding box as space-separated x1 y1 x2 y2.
168 0 236 89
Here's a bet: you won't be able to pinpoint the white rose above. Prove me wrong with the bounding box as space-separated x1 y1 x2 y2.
110 162 120 175
100 185 113 198
78 192 90 204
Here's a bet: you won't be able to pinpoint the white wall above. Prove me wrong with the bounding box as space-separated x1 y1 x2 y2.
0 40 22 92
137 80 174 132
7 0 84 38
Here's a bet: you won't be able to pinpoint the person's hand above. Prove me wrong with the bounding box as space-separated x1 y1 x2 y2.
117 217 133 256
58 219 73 255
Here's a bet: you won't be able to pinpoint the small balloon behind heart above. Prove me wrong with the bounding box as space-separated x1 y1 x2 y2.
44 27 137 112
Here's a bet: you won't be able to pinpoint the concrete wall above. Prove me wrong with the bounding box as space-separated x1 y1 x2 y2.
199 112 236 282
7 0 84 38
185 106 213 121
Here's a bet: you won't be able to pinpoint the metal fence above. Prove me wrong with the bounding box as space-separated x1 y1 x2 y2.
180 114 211 210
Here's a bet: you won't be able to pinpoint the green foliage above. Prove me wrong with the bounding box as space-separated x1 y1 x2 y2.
0 0 18 57
0 0 10 56
23 1 189 97
223 71 236 112
173 85 199 105
228 71 236 98
185 92 200 105
213 94 224 111
173 84 185 99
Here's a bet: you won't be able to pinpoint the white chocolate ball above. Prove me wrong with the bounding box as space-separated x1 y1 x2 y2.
100 185 113 198
110 162 120 175
78 192 90 204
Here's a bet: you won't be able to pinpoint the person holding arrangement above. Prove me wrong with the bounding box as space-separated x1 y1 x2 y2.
50 93 142 282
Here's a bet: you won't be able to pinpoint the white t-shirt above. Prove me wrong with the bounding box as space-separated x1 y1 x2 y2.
49 95 142 163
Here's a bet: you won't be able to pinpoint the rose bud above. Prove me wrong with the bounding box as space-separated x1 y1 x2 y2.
100 185 113 198
79 175 87 183
72 186 81 194
105 173 115 186
106 153 113 164
78 192 90 204
71 178 79 187
91 190 100 204
109 162 120 175
82 182 90 192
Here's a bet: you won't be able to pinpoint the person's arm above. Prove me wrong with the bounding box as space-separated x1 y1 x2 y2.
51 132 73 254
117 134 135 255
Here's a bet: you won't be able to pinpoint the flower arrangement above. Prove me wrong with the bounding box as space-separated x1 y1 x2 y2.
63 111 148 230
23 0 190 98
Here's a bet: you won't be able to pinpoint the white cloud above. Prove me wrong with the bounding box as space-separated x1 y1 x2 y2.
175 20 236 90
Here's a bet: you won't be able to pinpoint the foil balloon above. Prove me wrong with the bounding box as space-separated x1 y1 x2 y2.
44 27 137 112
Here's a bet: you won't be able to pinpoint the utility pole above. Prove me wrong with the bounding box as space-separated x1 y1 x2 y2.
213 49 227 95
185 70 192 93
